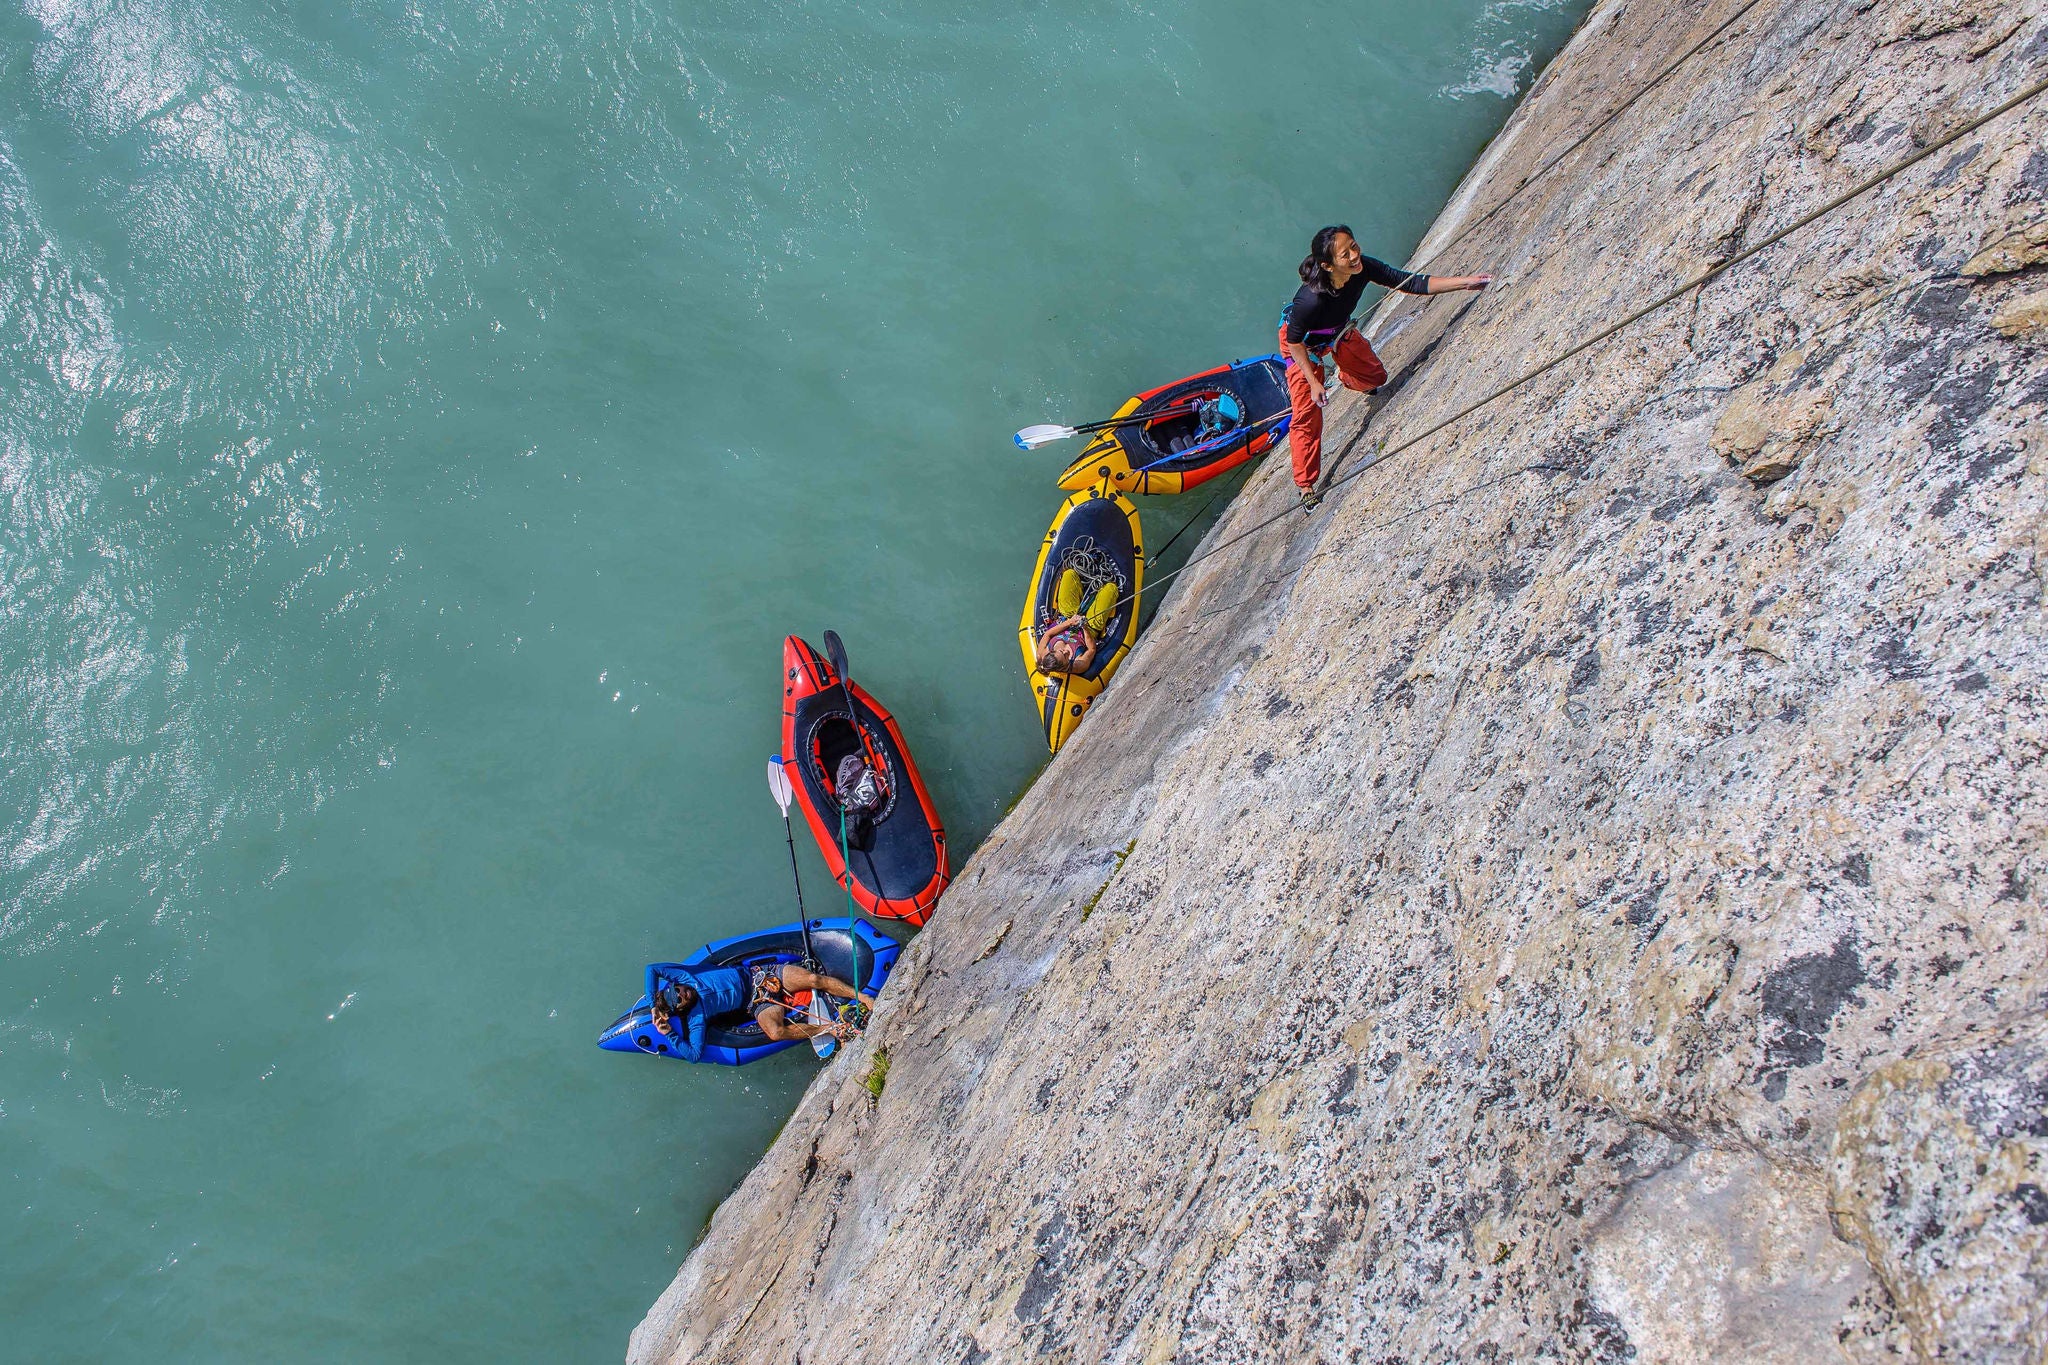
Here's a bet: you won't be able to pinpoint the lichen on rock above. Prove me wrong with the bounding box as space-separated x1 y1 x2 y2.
1709 352 1840 484
1830 1011 2048 1364
1992 289 2048 339
1963 209 2048 277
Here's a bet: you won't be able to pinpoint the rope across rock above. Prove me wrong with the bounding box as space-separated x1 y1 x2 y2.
1029 68 2048 717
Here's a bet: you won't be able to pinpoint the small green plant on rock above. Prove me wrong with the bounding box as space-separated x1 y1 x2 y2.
861 1047 890 1100
1081 838 1139 921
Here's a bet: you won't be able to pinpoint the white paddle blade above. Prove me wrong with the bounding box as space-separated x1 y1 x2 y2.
766 756 795 812
808 995 839 1057
1014 424 1078 449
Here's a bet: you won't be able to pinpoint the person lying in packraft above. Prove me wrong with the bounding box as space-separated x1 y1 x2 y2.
1280 224 1491 508
1035 569 1119 676
646 963 875 1059
834 752 887 848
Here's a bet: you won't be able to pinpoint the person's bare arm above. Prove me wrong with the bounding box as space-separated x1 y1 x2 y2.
1421 273 1491 294
785 965 877 1008
757 1006 846 1043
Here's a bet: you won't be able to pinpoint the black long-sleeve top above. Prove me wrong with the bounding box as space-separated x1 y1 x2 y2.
1279 256 1430 350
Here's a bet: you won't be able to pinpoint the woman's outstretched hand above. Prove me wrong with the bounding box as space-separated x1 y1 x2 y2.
1430 273 1492 293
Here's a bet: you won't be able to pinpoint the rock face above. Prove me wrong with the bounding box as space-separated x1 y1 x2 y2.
631 0 2048 1360
1830 1012 2048 1362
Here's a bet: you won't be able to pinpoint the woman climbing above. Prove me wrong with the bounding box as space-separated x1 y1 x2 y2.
1281 225 1491 508
1035 568 1119 676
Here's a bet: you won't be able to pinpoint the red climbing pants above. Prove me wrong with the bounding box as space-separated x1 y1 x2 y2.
1282 325 1387 491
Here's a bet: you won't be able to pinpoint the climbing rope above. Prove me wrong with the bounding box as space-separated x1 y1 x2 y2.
1413 0 1775 276
1163 461 1577 637
1151 472 1238 564
834 806 867 1044
1086 69 2048 631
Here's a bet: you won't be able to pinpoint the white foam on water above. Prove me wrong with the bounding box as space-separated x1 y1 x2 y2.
98 1074 183 1116
1438 0 1572 101
1444 46 1537 100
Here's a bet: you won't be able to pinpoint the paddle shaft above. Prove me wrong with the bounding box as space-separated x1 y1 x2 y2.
837 808 863 1004
822 631 872 1005
1017 401 1213 449
822 632 887 778
768 758 819 970
782 812 818 968
1067 401 1203 436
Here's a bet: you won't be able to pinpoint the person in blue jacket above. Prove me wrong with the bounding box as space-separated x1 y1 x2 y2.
645 961 873 1060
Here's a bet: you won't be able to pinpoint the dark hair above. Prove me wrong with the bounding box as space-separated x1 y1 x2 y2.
1298 224 1356 296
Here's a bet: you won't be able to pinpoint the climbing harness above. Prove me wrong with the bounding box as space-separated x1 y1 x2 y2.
747 963 794 1012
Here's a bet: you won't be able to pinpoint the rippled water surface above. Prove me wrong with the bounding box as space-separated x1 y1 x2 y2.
2 1 1586 1358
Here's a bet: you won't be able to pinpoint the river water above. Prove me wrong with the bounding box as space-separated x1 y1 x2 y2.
1 1 1586 1358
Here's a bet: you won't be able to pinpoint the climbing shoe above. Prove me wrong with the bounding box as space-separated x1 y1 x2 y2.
1298 486 1323 513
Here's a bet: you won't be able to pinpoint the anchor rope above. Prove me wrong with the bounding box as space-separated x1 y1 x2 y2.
1413 0 1776 276
1081 70 2048 631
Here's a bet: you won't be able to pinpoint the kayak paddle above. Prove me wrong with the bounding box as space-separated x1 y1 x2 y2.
766 756 818 970
1013 402 1205 450
823 630 891 775
821 630 867 1009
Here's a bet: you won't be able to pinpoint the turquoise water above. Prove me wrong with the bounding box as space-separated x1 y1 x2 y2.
1 1 1586 1358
